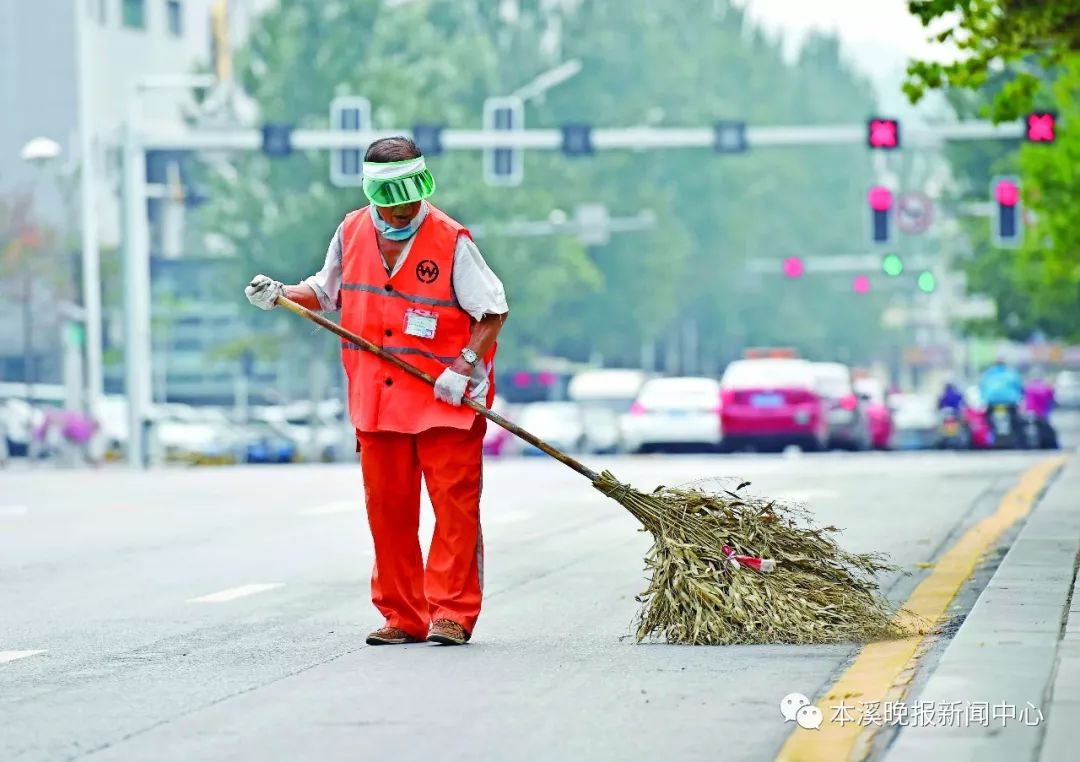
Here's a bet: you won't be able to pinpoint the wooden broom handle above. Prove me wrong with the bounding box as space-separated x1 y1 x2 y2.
275 296 601 482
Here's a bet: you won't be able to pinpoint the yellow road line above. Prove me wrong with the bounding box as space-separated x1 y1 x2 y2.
775 455 1069 762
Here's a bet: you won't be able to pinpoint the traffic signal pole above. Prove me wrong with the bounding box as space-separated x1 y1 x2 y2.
142 119 1026 153
118 115 1033 466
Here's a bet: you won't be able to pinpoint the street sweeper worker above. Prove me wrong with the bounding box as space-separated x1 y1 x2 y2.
243 136 508 646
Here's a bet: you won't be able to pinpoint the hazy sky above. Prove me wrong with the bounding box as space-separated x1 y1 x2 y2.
735 0 956 114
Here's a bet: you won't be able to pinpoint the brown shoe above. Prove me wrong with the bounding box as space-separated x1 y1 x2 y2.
365 626 422 646
427 618 471 645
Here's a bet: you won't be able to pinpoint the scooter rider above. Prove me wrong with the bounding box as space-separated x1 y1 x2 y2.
979 358 1024 443
1024 370 1059 449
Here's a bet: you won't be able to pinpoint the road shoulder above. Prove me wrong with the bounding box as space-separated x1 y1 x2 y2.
884 455 1078 760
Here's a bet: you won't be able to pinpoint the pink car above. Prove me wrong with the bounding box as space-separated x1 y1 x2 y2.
853 377 893 449
719 359 828 452
482 396 513 456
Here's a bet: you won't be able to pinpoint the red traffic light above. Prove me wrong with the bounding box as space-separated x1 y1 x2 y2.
867 185 893 244
1026 112 1056 143
867 118 900 149
782 256 805 278
852 275 871 294
991 176 1022 247
994 178 1020 207
867 185 893 212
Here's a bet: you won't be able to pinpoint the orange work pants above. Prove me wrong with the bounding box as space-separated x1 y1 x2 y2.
356 415 485 639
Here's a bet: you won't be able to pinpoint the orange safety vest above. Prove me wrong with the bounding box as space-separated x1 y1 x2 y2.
339 204 496 433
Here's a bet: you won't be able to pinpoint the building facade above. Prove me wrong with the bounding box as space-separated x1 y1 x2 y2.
0 0 284 405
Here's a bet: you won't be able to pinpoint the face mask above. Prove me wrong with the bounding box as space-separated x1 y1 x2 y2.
370 205 421 241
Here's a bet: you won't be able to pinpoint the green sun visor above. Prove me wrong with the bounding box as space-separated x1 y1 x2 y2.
362 157 436 207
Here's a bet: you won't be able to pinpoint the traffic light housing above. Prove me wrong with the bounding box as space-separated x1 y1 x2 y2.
868 185 893 244
991 175 1023 248
1025 112 1057 143
411 124 444 157
329 96 370 187
261 124 293 158
483 96 524 187
561 123 594 156
714 121 748 154
867 118 900 150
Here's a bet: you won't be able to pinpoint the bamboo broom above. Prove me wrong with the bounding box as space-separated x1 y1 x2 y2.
277 296 906 645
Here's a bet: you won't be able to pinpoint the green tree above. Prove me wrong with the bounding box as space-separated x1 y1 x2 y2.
904 0 1080 119
198 0 603 368
197 0 888 375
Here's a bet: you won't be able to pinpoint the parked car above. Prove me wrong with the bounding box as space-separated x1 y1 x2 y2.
1056 370 1080 409
812 362 871 451
622 376 722 453
567 369 650 414
496 369 573 404
854 376 892 449
254 400 349 462
152 412 238 465
888 394 940 450
504 402 591 456
0 397 41 457
580 404 623 454
719 359 827 452
482 395 514 456
241 420 299 464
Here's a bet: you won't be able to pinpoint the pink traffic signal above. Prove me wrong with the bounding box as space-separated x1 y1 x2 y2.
991 176 1022 248
783 256 805 279
867 118 900 150
852 275 871 294
867 185 893 244
1025 112 1056 143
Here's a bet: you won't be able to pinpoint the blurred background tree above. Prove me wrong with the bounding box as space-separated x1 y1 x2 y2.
197 0 889 373
905 1 1080 341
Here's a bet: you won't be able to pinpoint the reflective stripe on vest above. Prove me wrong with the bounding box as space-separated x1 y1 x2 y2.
340 281 458 308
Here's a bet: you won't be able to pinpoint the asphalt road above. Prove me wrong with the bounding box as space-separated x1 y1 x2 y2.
2 430 1076 761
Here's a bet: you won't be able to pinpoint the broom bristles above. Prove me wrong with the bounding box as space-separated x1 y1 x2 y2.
593 471 909 646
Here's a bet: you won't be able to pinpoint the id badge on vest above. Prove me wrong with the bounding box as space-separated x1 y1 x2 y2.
403 308 438 340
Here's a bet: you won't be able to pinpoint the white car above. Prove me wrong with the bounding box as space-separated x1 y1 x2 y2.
1056 371 1080 409
567 368 650 414
505 402 590 456
888 394 940 450
621 377 722 453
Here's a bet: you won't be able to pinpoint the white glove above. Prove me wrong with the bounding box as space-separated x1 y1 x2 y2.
467 364 490 402
245 274 284 310
434 368 470 406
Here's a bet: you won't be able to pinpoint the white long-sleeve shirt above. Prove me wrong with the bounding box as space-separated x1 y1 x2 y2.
304 203 509 321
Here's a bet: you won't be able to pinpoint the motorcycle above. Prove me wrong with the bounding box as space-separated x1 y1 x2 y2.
936 408 969 450
987 403 1025 449
1022 412 1059 450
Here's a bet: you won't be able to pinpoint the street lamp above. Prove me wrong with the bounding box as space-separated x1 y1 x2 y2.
17 137 64 407
19 137 62 164
511 59 583 103
122 73 217 468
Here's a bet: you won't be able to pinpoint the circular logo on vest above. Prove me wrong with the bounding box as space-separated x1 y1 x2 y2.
415 259 440 284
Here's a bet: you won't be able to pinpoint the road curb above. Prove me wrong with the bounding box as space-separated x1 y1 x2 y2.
884 455 1076 761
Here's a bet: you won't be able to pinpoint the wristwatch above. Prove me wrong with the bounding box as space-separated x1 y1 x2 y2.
460 348 479 366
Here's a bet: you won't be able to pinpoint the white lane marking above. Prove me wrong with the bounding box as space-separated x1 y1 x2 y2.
187 583 284 603
0 505 29 517
772 489 839 504
298 501 358 516
0 650 46 664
